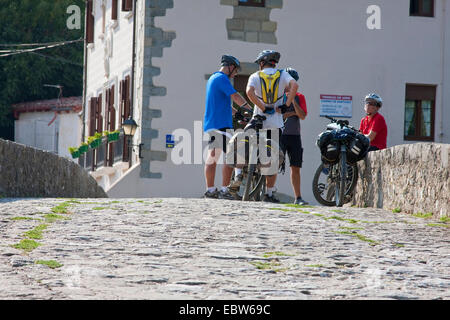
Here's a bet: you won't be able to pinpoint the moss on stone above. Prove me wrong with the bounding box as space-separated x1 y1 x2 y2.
23 224 48 240
11 239 42 252
35 260 63 269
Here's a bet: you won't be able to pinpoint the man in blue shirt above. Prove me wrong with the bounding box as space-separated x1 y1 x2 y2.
204 55 251 199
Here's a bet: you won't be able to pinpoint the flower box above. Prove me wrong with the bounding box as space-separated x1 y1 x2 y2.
107 131 120 142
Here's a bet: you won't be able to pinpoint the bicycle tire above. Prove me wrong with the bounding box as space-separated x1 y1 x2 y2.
336 151 347 207
242 164 256 201
249 171 265 200
312 164 337 207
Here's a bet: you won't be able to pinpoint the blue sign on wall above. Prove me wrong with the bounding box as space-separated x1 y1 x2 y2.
166 134 175 149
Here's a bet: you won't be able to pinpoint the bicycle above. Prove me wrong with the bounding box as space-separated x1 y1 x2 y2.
227 112 267 201
312 116 369 207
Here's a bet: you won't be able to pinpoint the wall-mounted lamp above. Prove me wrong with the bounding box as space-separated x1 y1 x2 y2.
122 116 143 160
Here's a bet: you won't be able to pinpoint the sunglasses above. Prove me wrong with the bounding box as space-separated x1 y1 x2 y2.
365 101 378 107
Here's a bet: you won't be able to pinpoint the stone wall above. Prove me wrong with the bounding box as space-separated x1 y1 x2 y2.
0 139 107 198
351 143 450 218
221 0 282 44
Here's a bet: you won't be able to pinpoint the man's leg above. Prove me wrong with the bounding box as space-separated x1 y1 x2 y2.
290 166 301 199
205 148 219 189
222 164 234 188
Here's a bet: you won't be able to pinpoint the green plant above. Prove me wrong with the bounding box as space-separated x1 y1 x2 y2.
23 224 48 239
11 239 42 252
413 212 433 219
35 260 63 269
392 208 402 213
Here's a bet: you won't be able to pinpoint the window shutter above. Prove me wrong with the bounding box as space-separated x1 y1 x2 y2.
122 0 133 12
110 85 116 130
89 97 96 136
86 0 95 43
97 94 103 133
112 0 118 20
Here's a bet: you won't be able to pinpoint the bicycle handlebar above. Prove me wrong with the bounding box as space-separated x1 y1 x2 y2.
324 116 359 132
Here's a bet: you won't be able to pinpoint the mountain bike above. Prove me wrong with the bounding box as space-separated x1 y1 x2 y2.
312 116 368 207
228 113 267 201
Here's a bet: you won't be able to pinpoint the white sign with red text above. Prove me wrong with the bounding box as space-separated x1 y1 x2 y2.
320 94 353 118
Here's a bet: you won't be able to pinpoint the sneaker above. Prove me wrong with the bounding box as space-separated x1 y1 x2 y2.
294 197 309 206
263 193 280 203
204 189 218 199
218 189 235 200
229 173 243 189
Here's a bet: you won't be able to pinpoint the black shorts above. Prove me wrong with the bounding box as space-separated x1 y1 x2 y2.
207 128 233 153
280 135 303 168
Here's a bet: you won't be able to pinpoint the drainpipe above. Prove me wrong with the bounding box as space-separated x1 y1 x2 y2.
128 0 138 167
440 0 447 142
81 0 89 146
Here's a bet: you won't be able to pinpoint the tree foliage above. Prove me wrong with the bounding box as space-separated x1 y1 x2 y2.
0 0 85 139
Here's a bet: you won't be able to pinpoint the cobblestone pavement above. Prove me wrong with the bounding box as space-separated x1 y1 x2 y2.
0 198 449 300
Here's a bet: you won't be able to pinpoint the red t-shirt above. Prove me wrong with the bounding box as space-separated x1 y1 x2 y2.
359 112 387 150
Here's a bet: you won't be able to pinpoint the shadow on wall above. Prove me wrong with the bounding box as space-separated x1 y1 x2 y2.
0 139 107 198
351 143 450 218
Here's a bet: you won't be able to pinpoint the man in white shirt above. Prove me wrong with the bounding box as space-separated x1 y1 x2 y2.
246 50 299 202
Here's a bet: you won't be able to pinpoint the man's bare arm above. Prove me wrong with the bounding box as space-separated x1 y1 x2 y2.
292 98 306 120
246 86 266 112
366 131 377 142
231 92 252 113
284 80 298 107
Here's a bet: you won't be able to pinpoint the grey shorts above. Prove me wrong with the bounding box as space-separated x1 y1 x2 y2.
207 128 234 152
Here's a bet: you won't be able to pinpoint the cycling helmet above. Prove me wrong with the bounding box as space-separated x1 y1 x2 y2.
221 55 241 70
285 67 299 81
364 93 383 107
254 50 281 65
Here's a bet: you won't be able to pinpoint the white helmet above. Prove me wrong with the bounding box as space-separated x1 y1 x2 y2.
365 93 383 107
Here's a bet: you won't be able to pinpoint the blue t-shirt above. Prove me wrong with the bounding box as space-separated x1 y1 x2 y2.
204 72 237 132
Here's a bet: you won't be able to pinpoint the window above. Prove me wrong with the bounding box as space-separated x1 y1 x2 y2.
410 0 434 17
122 0 133 12
404 84 436 141
238 0 265 7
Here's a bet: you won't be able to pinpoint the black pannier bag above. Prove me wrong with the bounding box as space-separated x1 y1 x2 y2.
316 130 339 165
347 132 370 163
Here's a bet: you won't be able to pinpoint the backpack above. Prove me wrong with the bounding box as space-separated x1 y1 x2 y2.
258 70 283 104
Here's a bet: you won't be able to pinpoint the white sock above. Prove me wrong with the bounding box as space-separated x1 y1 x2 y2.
235 168 242 176
221 186 228 193
266 187 275 197
207 187 217 193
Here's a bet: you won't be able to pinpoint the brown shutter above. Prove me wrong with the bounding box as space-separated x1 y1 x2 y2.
112 0 118 20
110 85 116 130
89 97 96 136
97 94 103 133
122 0 133 12
86 0 95 44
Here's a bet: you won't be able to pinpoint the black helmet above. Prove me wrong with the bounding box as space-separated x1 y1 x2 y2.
221 55 241 70
254 50 280 65
285 67 299 81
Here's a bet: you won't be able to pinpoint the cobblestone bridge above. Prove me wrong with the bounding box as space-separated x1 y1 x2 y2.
0 198 448 300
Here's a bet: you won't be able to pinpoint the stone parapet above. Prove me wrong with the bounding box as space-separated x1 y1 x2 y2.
351 143 450 218
0 139 107 198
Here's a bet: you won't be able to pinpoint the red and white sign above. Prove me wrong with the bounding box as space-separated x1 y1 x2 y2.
320 94 353 118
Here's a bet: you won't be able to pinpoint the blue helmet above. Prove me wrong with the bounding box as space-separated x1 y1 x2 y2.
285 67 299 81
254 50 280 65
221 55 241 70
365 93 383 107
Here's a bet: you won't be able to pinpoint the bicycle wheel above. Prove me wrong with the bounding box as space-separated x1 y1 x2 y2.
312 164 337 206
249 169 265 201
335 151 347 207
242 164 256 201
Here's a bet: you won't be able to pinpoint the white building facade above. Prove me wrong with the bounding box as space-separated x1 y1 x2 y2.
83 0 450 202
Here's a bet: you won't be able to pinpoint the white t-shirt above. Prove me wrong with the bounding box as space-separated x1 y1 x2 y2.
247 68 294 129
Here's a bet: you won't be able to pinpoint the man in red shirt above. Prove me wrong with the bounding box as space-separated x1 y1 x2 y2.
359 93 387 151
